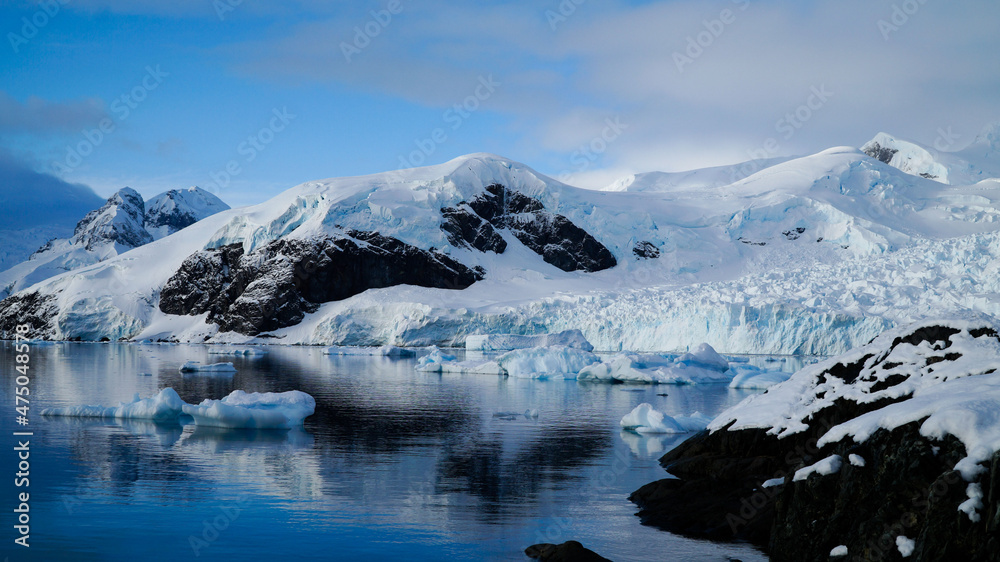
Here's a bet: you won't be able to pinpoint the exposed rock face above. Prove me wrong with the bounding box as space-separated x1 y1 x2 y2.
632 241 660 259
0 292 57 339
864 142 899 165
440 183 617 273
524 541 611 562
630 323 1000 562
159 231 484 335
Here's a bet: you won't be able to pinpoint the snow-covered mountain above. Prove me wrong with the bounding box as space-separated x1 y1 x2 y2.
0 186 228 299
861 122 1000 186
2 132 1000 353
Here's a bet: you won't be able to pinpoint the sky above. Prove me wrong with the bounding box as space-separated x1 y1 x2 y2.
1 0 998 207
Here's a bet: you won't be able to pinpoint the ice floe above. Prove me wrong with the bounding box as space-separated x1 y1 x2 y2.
619 403 712 434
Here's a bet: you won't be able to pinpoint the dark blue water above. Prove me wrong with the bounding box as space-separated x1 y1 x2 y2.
0 342 772 561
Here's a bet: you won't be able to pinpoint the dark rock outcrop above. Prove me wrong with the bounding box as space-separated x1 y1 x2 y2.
630 323 1000 561
632 241 660 259
159 231 484 335
0 292 56 339
864 142 898 165
524 541 612 562
439 183 617 273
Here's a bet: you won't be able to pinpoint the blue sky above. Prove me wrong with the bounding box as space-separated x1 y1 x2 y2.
1 0 998 207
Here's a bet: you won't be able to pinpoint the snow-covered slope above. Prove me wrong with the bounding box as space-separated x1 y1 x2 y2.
0 187 229 299
3 142 1000 353
861 123 1000 186
144 186 229 240
603 156 790 193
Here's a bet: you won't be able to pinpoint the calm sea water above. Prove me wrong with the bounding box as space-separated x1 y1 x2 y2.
0 342 790 561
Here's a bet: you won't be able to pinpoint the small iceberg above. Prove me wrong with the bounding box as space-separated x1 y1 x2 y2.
728 365 792 389
497 346 601 379
42 388 316 429
181 390 316 429
41 388 186 423
620 403 712 434
579 343 732 384
179 361 237 373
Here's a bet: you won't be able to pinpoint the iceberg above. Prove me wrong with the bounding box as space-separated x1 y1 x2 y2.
579 343 732 384
324 345 416 357
496 346 601 379
41 388 186 423
43 387 316 429
181 390 316 429
208 347 269 356
619 403 712 434
179 361 237 373
728 365 792 389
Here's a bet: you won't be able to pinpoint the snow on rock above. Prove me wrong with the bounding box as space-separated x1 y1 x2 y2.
762 477 785 489
496 346 600 379
619 403 712 434
144 186 229 240
896 536 915 558
579 344 732 384
792 454 843 482
179 361 237 373
848 454 866 467
465 329 594 352
41 387 186 423
958 483 984 522
181 390 316 429
830 545 848 557
728 365 792 389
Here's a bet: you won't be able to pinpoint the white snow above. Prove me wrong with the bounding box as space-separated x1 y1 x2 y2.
181 390 316 429
762 477 785 489
497 346 601 379
179 361 237 373
848 454 866 467
958 483 984 522
792 454 843 482
619 403 711 434
830 545 848 557
464 329 593 352
896 535 915 557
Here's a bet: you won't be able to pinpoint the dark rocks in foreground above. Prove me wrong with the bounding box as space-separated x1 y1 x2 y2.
0 291 56 339
630 323 1000 561
159 230 484 335
524 541 612 562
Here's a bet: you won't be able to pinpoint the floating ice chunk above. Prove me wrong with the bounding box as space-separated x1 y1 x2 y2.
579 348 733 385
830 545 848 557
497 346 600 379
324 345 415 357
465 329 594 352
677 343 729 371
958 483 984 522
793 454 843 481
525 409 539 418
208 347 269 356
181 390 316 429
179 361 237 373
849 454 866 467
896 536 915 557
762 477 785 488
415 347 458 372
619 403 711 434
42 388 186 423
728 365 792 389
